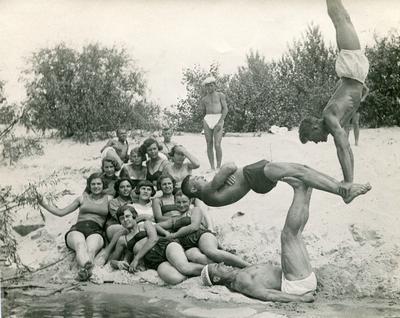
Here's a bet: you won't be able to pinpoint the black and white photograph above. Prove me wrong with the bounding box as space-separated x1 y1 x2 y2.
1 0 399 317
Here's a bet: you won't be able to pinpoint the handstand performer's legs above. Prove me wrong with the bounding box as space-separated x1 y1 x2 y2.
281 179 313 281
327 0 360 50
263 162 370 203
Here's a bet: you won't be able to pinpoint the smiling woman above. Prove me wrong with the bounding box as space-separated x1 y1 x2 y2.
37 172 112 281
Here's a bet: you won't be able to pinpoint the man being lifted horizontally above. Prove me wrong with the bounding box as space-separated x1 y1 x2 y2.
299 0 369 188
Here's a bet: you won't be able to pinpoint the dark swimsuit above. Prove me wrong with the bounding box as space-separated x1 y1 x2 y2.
159 198 177 216
147 169 163 185
242 159 277 194
125 231 147 252
171 216 210 250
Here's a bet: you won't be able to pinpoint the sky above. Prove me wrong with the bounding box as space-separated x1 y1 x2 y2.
0 0 399 108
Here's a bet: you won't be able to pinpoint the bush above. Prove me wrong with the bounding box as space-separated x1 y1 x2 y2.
2 134 44 165
22 43 160 143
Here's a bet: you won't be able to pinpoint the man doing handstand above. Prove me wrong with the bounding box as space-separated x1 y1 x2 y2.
200 178 317 303
181 159 371 207
299 0 369 185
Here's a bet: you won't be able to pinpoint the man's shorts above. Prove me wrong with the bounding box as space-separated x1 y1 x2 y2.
281 271 317 295
335 50 369 84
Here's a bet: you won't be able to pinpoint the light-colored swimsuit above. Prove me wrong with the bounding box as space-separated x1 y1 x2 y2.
281 272 317 295
335 49 369 84
204 114 222 130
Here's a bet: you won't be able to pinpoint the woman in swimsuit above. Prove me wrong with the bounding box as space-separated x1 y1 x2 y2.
139 138 169 188
152 174 181 222
119 147 147 188
157 190 248 268
110 205 205 285
101 158 120 196
105 179 134 241
163 145 200 189
130 180 156 221
37 172 111 281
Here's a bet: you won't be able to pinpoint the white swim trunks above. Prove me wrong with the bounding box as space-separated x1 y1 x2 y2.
281 272 317 295
335 49 369 84
204 114 222 130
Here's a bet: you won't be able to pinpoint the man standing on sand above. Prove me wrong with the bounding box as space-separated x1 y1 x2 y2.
299 0 369 187
181 159 371 206
200 178 316 303
200 76 228 170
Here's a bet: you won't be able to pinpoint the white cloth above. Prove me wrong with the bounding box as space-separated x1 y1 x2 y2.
281 271 317 295
335 49 369 84
204 114 222 130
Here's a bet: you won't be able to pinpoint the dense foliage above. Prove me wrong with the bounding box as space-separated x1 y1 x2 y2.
22 43 160 142
171 25 400 131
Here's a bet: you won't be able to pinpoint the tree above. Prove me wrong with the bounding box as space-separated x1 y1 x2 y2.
22 43 155 142
364 32 400 127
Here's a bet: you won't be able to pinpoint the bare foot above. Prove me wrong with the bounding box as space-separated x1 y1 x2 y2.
343 183 371 204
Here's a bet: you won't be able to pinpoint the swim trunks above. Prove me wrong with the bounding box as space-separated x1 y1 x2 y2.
126 231 147 252
204 114 222 130
178 228 211 250
143 238 176 270
335 50 369 84
242 160 277 194
281 272 317 295
65 220 105 249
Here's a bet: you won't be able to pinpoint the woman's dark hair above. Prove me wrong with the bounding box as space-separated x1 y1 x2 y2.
113 178 134 198
116 204 138 223
138 138 162 158
135 180 156 197
101 158 120 173
85 172 106 194
156 173 176 191
168 145 184 158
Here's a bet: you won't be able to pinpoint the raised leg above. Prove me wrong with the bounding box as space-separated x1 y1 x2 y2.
157 261 187 285
264 162 371 203
66 231 90 267
185 247 212 265
280 178 313 281
327 0 360 50
198 232 249 268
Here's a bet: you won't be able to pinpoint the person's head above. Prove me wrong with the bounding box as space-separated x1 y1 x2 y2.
181 175 206 198
174 190 190 213
162 127 173 142
114 178 134 198
129 147 146 166
135 180 156 200
85 172 106 195
101 158 119 176
299 117 328 144
116 128 128 142
201 263 236 287
116 205 138 229
169 145 185 164
157 174 175 193
139 138 162 160
202 76 216 94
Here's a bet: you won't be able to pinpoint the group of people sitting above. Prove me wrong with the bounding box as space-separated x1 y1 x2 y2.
37 0 375 303
37 126 250 288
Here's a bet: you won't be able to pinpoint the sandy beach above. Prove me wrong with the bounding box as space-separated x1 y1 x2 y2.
1 127 400 317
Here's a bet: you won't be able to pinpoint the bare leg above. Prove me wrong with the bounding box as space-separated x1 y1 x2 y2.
327 0 360 50
185 247 213 265
157 261 187 285
204 123 215 170
214 127 224 169
281 178 313 281
95 228 126 266
66 231 90 268
86 234 104 261
353 112 360 145
198 233 249 268
106 224 124 241
165 242 204 276
264 162 371 203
